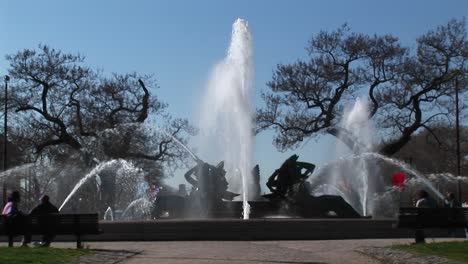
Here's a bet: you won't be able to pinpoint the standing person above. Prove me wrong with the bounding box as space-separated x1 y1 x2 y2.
2 191 19 216
444 192 461 237
1 190 30 247
415 190 436 208
29 195 59 247
444 192 460 208
414 190 436 244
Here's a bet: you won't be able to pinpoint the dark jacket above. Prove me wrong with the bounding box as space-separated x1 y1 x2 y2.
30 201 59 215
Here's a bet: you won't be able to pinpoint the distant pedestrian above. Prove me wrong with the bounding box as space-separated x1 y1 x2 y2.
414 190 436 244
444 192 460 208
415 190 436 208
444 192 461 237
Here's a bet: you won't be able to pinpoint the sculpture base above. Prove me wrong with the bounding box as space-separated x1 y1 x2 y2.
152 194 363 219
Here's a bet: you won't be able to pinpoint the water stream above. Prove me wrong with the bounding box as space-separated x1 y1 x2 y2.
198 18 254 219
103 206 114 221
121 197 152 220
362 152 446 200
310 151 448 216
59 159 139 211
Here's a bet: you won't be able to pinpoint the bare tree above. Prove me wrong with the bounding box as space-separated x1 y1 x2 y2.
257 19 467 156
393 124 468 175
6 45 194 165
3 45 196 213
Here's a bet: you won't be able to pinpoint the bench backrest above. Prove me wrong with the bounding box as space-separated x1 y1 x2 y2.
398 207 468 228
0 213 100 234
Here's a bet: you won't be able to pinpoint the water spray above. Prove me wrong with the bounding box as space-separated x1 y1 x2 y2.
164 133 201 163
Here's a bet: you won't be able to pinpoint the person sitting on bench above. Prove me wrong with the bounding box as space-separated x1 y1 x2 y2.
29 195 59 247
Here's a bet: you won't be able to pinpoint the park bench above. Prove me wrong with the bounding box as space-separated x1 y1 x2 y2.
0 213 100 248
396 207 468 241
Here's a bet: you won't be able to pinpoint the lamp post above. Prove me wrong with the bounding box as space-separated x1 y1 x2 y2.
455 78 462 203
2 75 9 207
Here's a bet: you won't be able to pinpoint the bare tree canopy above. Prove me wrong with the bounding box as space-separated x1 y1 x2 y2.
5 45 195 166
256 19 468 156
393 124 468 175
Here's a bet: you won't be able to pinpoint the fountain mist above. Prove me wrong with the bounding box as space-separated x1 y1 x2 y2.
59 159 140 211
198 18 254 219
121 197 152 220
362 152 446 200
103 206 114 221
329 98 378 216
310 151 451 217
0 163 35 180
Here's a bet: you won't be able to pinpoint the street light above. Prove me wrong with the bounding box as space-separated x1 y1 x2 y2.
2 75 9 207
455 78 462 203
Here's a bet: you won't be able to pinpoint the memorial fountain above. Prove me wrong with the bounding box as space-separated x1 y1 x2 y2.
1 19 465 224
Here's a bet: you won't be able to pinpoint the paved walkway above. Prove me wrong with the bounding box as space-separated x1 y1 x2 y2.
53 239 427 264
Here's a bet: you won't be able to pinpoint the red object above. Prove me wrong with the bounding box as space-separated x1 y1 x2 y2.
392 172 406 191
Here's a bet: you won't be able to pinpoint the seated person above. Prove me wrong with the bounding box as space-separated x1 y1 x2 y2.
29 195 59 247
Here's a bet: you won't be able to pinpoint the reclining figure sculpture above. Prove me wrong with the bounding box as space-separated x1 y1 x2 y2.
263 154 362 218
185 160 239 201
265 154 315 198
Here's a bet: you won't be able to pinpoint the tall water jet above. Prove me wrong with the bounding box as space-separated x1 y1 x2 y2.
198 18 254 219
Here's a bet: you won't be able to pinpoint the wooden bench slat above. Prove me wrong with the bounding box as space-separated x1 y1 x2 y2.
0 213 100 248
397 207 468 229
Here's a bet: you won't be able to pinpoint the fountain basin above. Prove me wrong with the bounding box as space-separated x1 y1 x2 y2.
2 218 463 243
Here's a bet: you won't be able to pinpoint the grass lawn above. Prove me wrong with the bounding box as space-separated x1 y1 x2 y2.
394 241 468 263
0 247 93 264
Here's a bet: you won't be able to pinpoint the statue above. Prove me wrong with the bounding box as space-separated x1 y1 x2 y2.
265 154 315 198
250 165 261 200
184 160 238 215
262 154 362 218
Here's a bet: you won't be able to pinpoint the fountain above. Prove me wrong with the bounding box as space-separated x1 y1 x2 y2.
151 19 364 219
292 96 462 219
1 19 462 228
308 152 456 218
105 22 456 221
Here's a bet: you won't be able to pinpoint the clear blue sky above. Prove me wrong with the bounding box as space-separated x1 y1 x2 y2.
1 0 466 188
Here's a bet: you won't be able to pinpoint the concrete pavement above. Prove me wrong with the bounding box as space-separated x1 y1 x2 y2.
53 239 423 264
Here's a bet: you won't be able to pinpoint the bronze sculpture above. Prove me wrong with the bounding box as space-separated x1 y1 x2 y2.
184 160 238 202
265 154 315 198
